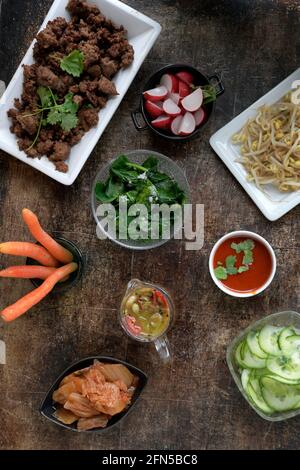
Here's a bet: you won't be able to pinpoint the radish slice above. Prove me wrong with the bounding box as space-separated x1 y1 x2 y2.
143 85 168 102
178 112 196 136
163 98 181 117
160 74 179 93
125 316 142 336
194 107 206 127
181 88 203 112
145 100 164 118
151 115 172 129
170 92 180 105
176 71 194 84
178 80 191 98
171 116 183 135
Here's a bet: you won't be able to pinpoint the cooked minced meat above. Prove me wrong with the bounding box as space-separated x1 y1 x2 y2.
8 0 134 173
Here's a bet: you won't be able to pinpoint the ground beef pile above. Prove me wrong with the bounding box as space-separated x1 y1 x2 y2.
7 0 134 173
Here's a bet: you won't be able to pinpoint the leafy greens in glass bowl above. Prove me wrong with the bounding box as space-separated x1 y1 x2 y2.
91 150 190 250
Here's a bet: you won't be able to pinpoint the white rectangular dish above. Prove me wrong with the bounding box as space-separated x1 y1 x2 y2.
210 68 300 221
0 0 161 185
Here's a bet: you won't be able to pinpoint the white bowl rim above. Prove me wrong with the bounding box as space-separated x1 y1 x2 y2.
209 230 277 298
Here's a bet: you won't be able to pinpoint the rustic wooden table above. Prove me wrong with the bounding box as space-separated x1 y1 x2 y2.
0 0 300 450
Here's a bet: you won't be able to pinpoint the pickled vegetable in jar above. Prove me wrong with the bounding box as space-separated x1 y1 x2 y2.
121 286 171 339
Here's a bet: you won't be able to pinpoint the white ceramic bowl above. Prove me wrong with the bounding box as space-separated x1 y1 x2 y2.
209 230 276 298
0 0 161 185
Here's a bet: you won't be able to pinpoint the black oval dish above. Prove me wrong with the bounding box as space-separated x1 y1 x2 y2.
40 356 148 433
26 236 84 294
131 63 225 142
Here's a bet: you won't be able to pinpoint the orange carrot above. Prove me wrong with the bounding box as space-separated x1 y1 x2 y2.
0 265 56 279
22 209 73 264
1 262 78 322
0 242 59 267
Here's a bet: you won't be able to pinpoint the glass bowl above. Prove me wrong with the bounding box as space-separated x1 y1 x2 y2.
91 149 190 250
227 311 300 421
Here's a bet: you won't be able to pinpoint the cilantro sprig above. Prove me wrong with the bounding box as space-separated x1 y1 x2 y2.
23 86 79 151
214 239 255 280
60 50 85 78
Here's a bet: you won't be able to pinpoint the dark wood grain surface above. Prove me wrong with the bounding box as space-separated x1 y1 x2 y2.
0 0 300 450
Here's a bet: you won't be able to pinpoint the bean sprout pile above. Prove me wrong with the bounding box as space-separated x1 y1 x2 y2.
232 93 300 192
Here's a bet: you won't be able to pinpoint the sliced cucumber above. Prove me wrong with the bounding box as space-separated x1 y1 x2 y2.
267 350 300 381
263 374 300 385
278 326 296 353
242 343 266 369
258 325 282 356
261 377 300 412
235 341 246 368
241 369 250 391
246 331 267 359
280 334 300 356
247 374 273 413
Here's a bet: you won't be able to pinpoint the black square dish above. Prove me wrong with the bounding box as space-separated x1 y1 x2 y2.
40 356 148 433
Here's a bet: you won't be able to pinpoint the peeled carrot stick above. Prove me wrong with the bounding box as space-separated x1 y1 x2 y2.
0 242 59 267
0 265 56 279
22 209 73 264
1 262 78 322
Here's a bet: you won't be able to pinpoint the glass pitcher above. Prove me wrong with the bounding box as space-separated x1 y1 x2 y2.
120 279 174 362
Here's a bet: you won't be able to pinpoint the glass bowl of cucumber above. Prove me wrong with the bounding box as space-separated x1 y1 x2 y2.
227 311 300 421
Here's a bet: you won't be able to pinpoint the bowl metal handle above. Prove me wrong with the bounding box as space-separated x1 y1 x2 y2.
208 73 225 97
131 109 148 131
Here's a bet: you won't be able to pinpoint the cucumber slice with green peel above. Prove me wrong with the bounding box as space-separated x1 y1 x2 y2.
246 375 273 413
280 334 300 356
235 342 246 368
267 350 300 381
242 343 267 369
246 331 267 359
260 377 300 412
258 325 282 356
278 326 296 353
241 369 251 391
263 374 300 386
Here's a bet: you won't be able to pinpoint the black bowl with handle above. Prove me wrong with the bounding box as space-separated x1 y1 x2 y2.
131 63 225 142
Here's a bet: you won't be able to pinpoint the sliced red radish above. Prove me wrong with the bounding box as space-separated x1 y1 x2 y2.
170 92 180 105
151 115 172 129
145 100 164 118
160 74 179 93
194 107 206 127
171 116 183 135
125 316 142 336
178 80 191 98
143 85 168 102
163 98 181 117
176 71 194 84
181 88 203 112
178 112 196 136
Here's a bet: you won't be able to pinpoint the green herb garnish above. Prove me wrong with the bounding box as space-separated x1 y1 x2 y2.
214 266 228 280
60 50 85 78
24 86 79 151
47 93 79 131
214 239 255 280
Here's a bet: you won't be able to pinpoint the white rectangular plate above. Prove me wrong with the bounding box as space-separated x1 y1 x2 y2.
0 0 161 185
210 68 300 221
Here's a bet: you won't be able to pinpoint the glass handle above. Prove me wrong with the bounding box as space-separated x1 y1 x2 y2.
154 335 171 363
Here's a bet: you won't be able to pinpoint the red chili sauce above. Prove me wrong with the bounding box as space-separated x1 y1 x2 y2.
213 237 273 293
